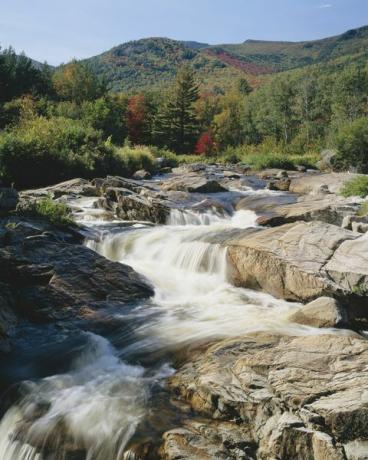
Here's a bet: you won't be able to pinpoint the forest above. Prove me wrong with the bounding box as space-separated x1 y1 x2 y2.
0 45 367 188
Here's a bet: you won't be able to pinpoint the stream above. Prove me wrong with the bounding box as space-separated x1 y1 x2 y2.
0 185 330 460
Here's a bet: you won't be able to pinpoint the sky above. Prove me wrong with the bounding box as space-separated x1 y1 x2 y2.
1 0 367 65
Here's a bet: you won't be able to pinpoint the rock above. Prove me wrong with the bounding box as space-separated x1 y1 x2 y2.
289 173 362 195
168 332 368 459
132 169 152 180
352 222 368 233
162 176 227 194
276 170 288 179
317 149 337 171
296 164 307 172
0 217 154 327
325 235 368 296
223 170 241 179
161 421 256 460
225 221 368 320
172 164 207 174
267 178 291 192
256 195 361 227
160 167 172 174
21 178 98 200
0 188 19 212
116 193 169 224
289 297 347 328
342 215 368 232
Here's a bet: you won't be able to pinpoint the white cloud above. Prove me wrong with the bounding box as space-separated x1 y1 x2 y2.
317 4 333 8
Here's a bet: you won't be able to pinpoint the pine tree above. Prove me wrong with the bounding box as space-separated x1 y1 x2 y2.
165 65 199 153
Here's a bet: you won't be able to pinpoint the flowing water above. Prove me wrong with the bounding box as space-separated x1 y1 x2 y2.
0 189 338 459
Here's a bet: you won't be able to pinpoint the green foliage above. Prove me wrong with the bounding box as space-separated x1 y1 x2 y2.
53 60 107 104
340 176 368 198
19 197 73 227
112 145 156 176
333 118 368 173
0 115 114 188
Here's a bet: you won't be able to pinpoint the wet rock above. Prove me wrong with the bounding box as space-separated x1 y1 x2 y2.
0 187 19 212
132 169 152 180
289 297 347 328
169 332 368 459
162 176 227 194
0 217 154 326
225 221 368 322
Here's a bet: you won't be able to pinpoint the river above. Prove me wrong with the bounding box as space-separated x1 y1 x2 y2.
0 185 325 460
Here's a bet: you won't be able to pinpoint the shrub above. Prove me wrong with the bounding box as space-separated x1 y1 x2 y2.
340 176 368 198
112 145 156 176
18 197 73 227
333 117 368 173
0 116 114 188
243 152 296 170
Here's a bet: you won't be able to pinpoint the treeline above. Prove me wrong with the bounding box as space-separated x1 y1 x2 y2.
0 46 367 188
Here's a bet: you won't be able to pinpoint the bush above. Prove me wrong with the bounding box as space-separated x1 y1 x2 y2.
112 145 156 176
18 197 73 227
358 201 368 216
333 118 368 173
0 116 114 188
340 176 368 197
243 152 296 170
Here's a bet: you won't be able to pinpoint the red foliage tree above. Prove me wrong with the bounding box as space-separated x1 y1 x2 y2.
195 131 215 156
127 94 146 144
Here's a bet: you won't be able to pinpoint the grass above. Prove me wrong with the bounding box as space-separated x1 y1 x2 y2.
340 176 368 198
18 197 74 227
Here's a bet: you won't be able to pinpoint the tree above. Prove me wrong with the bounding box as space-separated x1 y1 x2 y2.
333 117 368 173
164 66 200 153
237 78 253 96
53 60 107 104
195 132 215 156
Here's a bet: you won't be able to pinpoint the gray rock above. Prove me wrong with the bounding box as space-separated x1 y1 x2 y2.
267 178 291 191
168 332 368 459
289 297 346 328
276 170 289 179
317 149 337 171
256 195 360 227
289 173 362 195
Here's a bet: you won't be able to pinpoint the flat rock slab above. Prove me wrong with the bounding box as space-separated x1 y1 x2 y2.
168 332 368 459
289 172 362 195
225 221 368 324
255 195 361 227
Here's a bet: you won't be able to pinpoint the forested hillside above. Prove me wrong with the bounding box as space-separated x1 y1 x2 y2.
84 25 368 92
0 25 367 190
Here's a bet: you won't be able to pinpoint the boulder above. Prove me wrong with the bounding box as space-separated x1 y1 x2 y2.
0 218 154 326
168 332 368 459
116 193 169 224
267 178 291 192
21 179 98 200
256 195 361 227
289 297 347 328
289 173 362 195
0 188 19 212
162 176 227 194
132 169 152 180
225 221 368 325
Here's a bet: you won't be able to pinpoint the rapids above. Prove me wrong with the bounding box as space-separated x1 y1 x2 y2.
0 189 337 459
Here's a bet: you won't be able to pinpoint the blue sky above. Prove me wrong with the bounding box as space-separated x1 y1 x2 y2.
1 0 367 65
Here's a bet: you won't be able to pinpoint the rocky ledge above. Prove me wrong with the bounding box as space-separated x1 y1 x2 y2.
164 332 368 460
0 216 153 352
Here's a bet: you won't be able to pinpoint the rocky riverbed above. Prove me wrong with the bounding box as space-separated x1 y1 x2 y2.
0 164 367 459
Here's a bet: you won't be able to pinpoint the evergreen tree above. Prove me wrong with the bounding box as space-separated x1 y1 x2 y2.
165 66 199 153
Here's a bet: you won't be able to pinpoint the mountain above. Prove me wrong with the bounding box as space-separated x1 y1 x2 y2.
83 25 368 93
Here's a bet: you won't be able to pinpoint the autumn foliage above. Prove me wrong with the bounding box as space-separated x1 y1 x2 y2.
195 131 215 156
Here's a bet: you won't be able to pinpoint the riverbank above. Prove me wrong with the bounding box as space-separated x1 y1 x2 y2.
0 164 367 459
